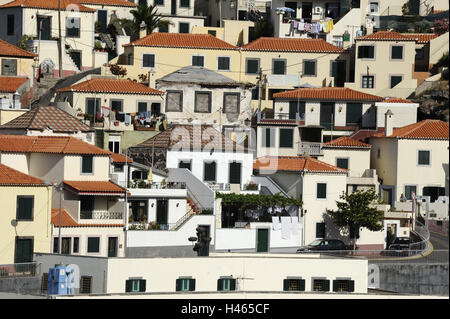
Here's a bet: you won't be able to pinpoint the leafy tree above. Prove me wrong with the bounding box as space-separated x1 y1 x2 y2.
326 190 384 251
119 4 171 41
251 19 274 41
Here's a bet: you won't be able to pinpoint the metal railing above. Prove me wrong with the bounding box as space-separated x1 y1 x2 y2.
0 262 41 278
410 220 430 252
298 142 323 156
129 180 186 190
206 182 230 191
80 211 123 220
257 112 305 122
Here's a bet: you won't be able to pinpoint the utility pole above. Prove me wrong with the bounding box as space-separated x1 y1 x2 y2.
257 67 263 113
57 0 63 78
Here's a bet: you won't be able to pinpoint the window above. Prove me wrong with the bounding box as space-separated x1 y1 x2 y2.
289 101 305 119
138 102 147 114
73 237 79 253
125 279 146 292
143 54 155 68
279 129 293 148
7 15 14 36
178 160 192 171
272 59 286 75
218 56 230 71
391 45 403 60
317 183 327 199
336 158 349 169
159 24 168 32
204 161 216 182
333 279 354 292
369 2 379 12
316 222 326 238
246 58 260 74
80 196 94 219
303 60 317 76
1 59 17 76
313 279 330 292
377 148 380 159
283 278 305 291
81 155 93 174
109 141 120 154
418 150 430 165
111 100 123 113
218 278 236 291
390 75 402 88
262 128 274 147
16 196 34 220
357 45 375 59
362 75 374 88
176 278 195 291
229 162 241 184
86 98 100 116
404 186 416 200
80 276 92 294
87 237 100 253
66 17 80 37
154 0 164 5
41 273 49 292
14 237 33 263
180 0 190 7
192 55 204 67
179 22 189 33
53 238 59 253
195 91 211 113
415 48 425 60
223 92 239 113
166 91 183 112
346 103 362 126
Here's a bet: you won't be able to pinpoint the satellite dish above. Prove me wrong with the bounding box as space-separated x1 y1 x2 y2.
11 219 18 227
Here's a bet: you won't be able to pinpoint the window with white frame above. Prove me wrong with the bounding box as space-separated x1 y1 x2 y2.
142 54 155 68
218 56 230 71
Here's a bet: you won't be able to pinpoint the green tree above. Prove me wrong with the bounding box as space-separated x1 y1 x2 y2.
326 190 384 251
119 4 170 41
252 19 274 41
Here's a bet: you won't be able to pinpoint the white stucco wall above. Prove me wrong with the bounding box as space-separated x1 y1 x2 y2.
63 155 111 181
321 148 371 177
375 102 418 128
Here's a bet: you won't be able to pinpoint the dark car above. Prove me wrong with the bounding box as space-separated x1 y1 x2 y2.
296 239 348 254
385 237 411 256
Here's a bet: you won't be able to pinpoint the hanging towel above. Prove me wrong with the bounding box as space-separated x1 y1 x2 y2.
304 23 311 31
298 22 304 31
291 216 299 236
101 105 109 117
125 114 131 126
281 217 291 239
322 21 329 33
328 20 334 31
293 20 299 29
272 216 281 231
110 110 116 122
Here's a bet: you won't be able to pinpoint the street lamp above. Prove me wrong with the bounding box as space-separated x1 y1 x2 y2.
44 181 63 254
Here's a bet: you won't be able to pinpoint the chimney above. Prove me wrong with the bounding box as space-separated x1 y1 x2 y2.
148 70 155 88
139 21 147 39
384 109 394 136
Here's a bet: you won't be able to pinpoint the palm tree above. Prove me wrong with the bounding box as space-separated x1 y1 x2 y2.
120 3 170 41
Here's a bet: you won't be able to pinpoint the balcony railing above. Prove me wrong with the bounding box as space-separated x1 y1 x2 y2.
129 180 186 190
206 182 231 191
80 211 123 220
0 262 41 278
298 142 323 156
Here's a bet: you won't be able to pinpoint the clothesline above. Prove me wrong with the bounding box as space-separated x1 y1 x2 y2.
288 18 335 36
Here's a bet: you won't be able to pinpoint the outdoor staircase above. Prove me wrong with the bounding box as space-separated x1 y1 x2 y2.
169 197 200 231
99 33 115 51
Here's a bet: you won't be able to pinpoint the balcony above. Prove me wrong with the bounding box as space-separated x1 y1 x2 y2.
80 211 123 220
298 141 323 156
256 111 304 125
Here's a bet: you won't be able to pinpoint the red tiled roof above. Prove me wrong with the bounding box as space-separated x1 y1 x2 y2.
273 87 383 101
0 77 28 93
350 127 384 143
0 135 111 155
401 33 439 43
51 209 124 227
108 151 132 164
0 0 96 12
356 31 417 42
57 78 165 95
77 0 136 7
123 33 238 50
0 105 92 132
253 156 348 174
242 37 344 53
373 119 449 140
0 39 37 58
323 136 371 148
63 180 126 194
379 98 416 104
0 163 45 186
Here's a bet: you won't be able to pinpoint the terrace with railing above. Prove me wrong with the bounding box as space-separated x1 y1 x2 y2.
0 262 41 278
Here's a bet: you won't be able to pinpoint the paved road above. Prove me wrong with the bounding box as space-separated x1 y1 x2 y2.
430 231 449 250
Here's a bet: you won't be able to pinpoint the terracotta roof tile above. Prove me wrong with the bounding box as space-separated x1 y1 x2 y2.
0 105 92 132
0 39 37 58
373 119 449 140
0 77 29 93
123 32 238 50
0 135 111 155
356 31 417 42
51 209 124 227
323 136 371 148
242 37 344 53
133 124 247 152
253 156 348 173
77 0 136 7
273 87 383 101
0 0 96 12
63 180 126 194
0 163 45 186
57 78 165 95
350 127 384 143
401 33 439 43
107 151 132 164
380 98 416 104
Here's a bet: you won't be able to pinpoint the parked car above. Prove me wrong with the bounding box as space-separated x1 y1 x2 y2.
296 239 348 255
388 237 410 250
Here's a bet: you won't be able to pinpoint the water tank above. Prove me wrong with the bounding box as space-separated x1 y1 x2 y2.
47 264 70 295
